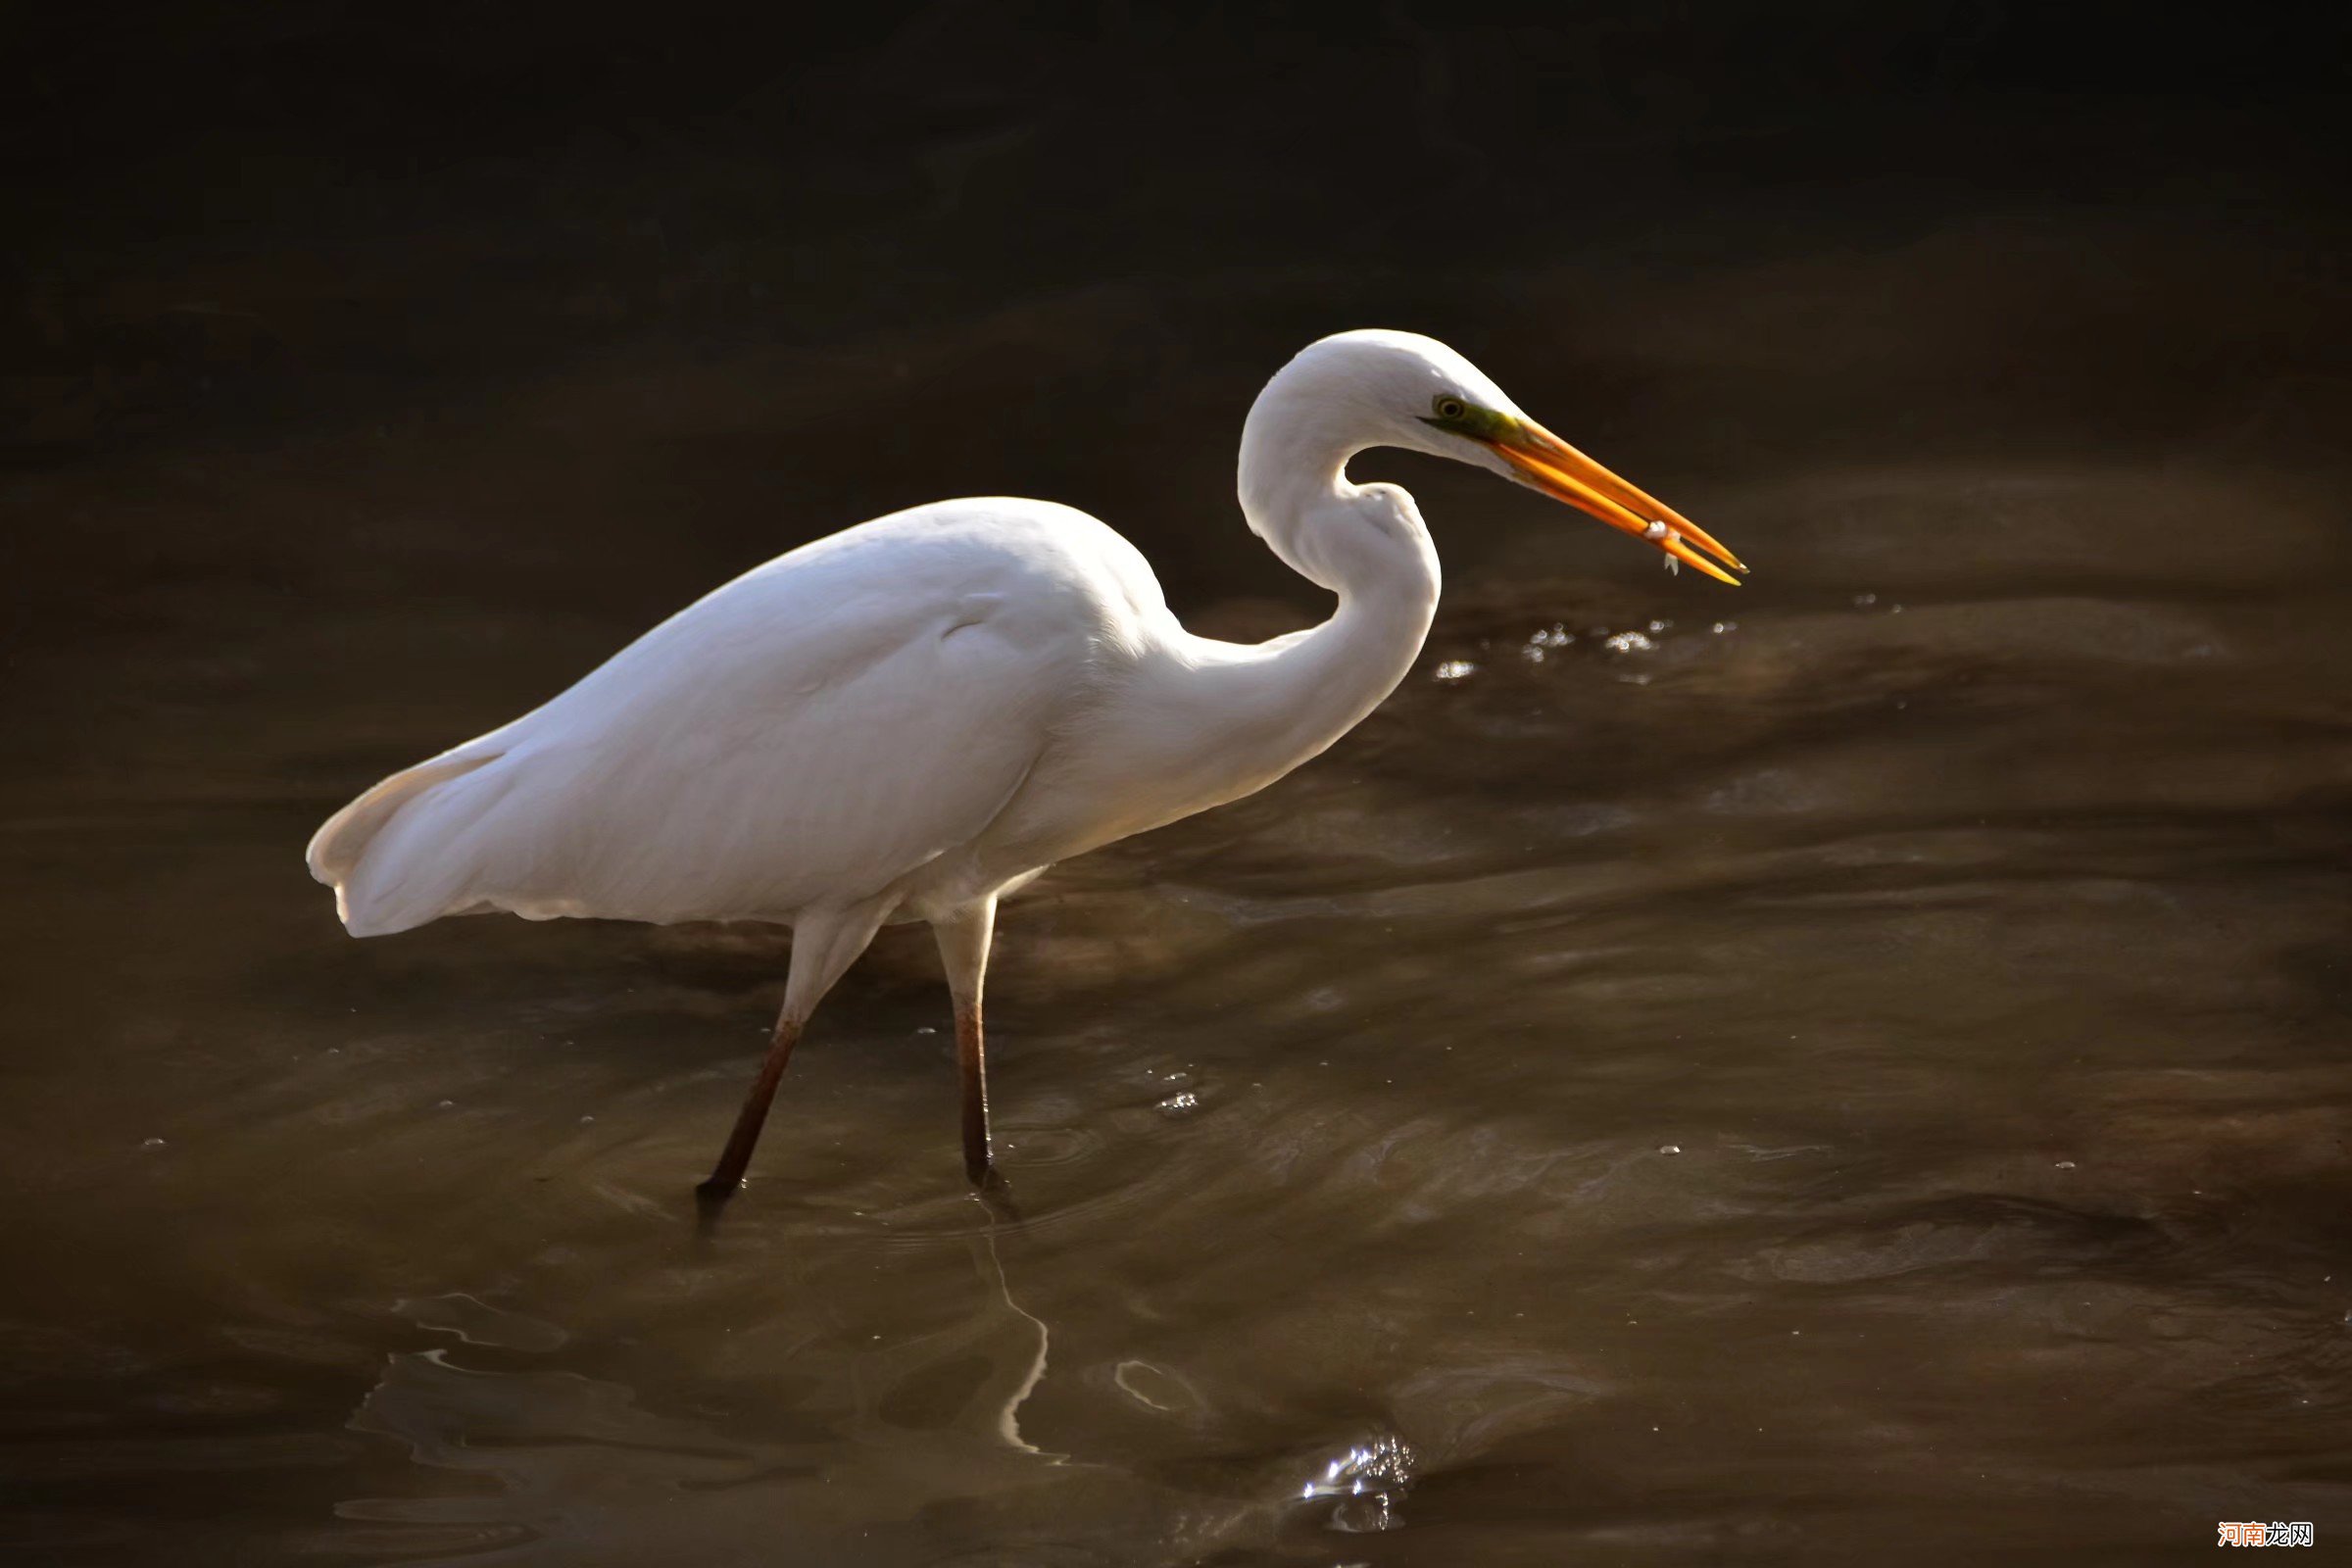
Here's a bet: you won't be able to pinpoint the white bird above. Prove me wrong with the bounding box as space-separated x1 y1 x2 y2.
307 330 1744 1204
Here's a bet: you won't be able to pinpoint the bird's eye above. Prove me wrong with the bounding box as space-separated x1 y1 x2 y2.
1433 396 1468 421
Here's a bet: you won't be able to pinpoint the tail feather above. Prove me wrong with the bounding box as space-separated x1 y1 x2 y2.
307 751 505 935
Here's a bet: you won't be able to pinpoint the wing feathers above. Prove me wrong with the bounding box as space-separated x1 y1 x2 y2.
309 499 1138 936
305 749 507 934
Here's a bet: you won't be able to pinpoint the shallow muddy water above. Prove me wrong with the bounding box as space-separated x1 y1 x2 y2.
5 18 2352 1561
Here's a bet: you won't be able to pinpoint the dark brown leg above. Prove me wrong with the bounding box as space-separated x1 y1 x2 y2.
956 998 992 1185
691 899 893 1216
934 898 1000 1189
697 1015 802 1205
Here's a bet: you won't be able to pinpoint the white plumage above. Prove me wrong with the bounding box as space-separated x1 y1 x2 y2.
315 502 1143 935
308 329 1743 1201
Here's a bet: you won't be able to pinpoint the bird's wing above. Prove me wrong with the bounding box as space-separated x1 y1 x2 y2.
324 506 1112 933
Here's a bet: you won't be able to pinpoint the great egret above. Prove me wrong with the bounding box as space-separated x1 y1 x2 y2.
307 329 1743 1203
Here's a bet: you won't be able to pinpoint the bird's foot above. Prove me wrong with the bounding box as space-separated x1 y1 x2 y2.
693 1174 743 1228
966 1159 1022 1222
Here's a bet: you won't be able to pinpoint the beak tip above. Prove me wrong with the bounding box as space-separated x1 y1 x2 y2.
1502 423 1748 584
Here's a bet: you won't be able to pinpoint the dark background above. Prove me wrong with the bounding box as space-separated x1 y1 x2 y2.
7 2 2347 548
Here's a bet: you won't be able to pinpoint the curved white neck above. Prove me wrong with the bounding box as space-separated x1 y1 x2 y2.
1119 416 1441 819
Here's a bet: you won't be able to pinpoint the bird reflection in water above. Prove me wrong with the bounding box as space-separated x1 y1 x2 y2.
342 1197 1071 1561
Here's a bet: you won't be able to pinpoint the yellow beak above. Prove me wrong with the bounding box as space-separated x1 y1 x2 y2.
1484 420 1745 585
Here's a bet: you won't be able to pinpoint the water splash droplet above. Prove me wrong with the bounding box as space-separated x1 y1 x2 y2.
1301 1434 1416 1533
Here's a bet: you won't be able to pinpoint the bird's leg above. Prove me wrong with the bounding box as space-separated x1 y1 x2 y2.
957 998 992 1186
696 1009 802 1206
934 897 1000 1187
695 898 891 1212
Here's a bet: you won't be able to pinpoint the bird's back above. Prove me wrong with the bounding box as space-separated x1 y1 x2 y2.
309 499 1167 934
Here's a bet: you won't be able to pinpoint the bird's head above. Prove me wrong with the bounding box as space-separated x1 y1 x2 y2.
1277 328 1745 584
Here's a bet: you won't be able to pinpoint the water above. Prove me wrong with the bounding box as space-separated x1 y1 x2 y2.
7 17 2352 1561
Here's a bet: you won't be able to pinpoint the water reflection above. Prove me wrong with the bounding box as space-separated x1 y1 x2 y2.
343 1209 1072 1563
